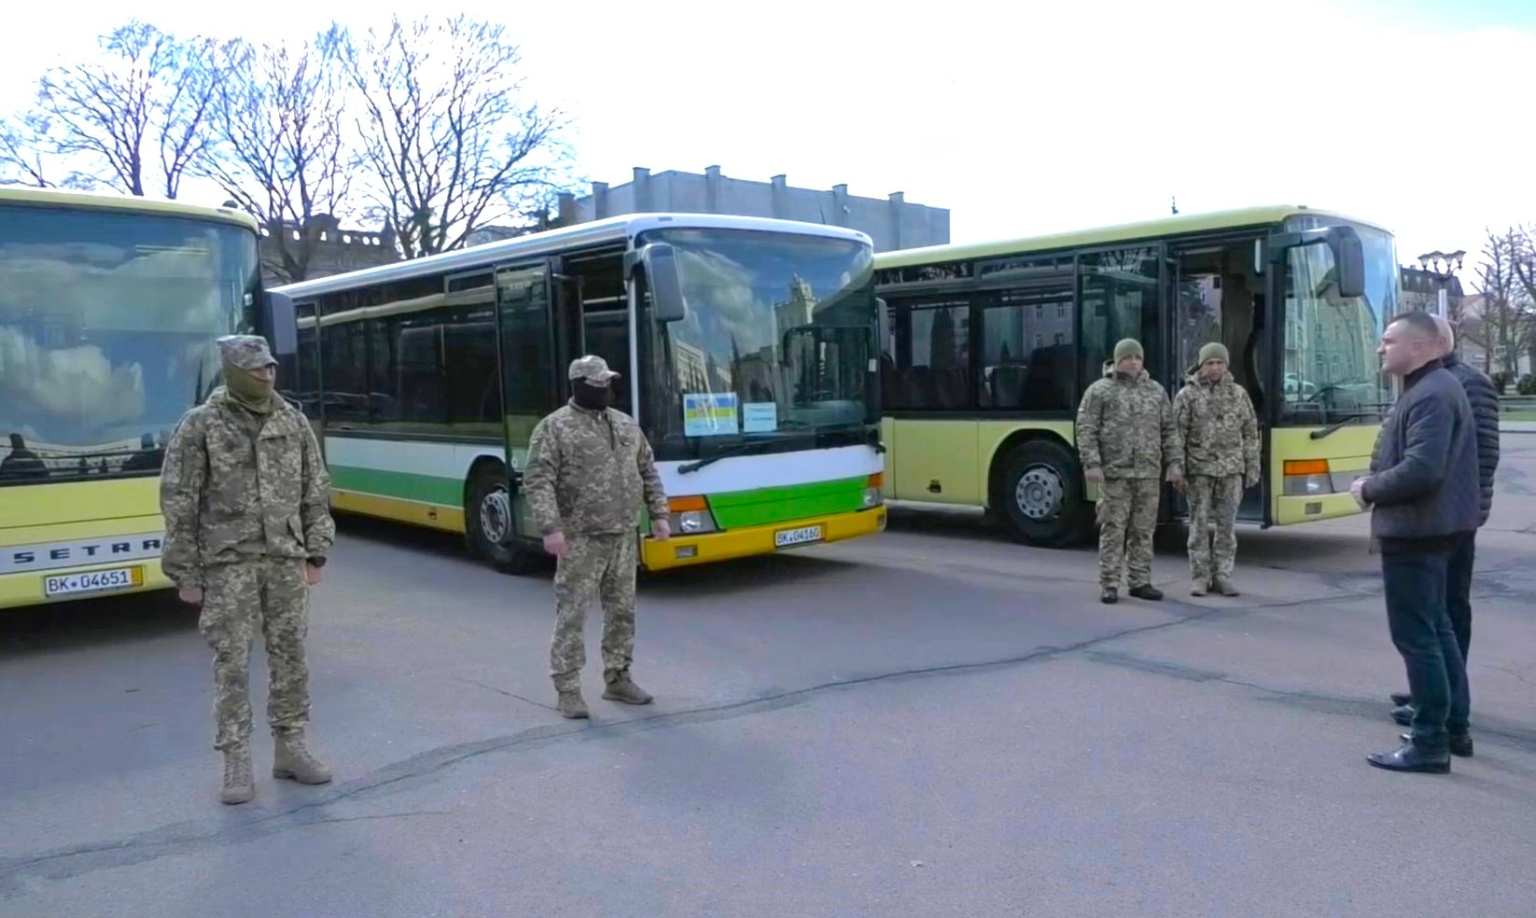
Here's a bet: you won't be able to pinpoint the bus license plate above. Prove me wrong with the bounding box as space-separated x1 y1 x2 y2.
43 567 144 598
774 525 824 549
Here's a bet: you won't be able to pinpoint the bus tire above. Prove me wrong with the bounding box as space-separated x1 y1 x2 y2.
466 462 539 576
998 439 1092 548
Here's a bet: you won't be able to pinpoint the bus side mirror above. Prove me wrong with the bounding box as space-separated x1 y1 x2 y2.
631 243 687 322
261 291 297 358
1326 226 1366 299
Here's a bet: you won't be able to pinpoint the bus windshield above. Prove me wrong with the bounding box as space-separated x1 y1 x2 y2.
1279 218 1398 426
0 206 259 483
642 228 877 460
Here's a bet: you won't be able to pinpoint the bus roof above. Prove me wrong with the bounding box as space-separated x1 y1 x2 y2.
273 212 873 299
0 186 259 232
873 205 1391 270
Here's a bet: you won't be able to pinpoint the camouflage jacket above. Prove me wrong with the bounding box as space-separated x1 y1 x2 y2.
1075 362 1182 479
523 402 668 537
1173 370 1260 480
158 388 335 589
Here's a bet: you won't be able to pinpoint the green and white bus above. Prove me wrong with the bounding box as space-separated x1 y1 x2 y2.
270 214 887 573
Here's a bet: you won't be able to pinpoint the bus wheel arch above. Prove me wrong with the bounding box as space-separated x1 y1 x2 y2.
989 433 1093 548
464 458 540 575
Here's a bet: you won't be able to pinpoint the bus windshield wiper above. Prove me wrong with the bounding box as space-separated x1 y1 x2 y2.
1309 409 1388 440
678 439 779 474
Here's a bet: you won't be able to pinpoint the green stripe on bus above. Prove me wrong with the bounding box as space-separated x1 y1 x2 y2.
330 466 462 508
707 476 868 529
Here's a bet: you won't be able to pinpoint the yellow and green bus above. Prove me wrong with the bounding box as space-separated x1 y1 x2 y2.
873 205 1395 546
0 188 263 610
271 213 887 574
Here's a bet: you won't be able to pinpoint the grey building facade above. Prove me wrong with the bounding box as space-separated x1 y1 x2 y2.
554 166 949 253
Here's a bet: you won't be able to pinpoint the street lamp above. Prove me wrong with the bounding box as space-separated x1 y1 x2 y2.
1416 249 1465 319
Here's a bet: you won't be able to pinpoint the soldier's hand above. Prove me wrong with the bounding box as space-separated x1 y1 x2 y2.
1084 468 1105 485
1166 468 1185 491
543 531 568 557
177 587 204 606
305 563 324 586
651 518 671 541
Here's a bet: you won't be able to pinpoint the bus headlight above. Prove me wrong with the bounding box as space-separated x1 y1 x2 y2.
673 510 716 534
665 496 717 535
1282 459 1335 496
862 472 884 508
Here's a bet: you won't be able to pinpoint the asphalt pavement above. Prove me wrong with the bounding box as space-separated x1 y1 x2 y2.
2 442 1535 917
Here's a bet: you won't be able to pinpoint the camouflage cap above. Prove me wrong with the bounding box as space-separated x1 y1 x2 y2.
568 354 620 387
216 335 277 371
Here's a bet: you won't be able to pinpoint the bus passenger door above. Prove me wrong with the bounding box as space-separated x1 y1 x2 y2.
494 260 557 546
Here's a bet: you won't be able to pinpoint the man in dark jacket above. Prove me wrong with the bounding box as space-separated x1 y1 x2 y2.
1351 311 1480 773
1388 316 1499 725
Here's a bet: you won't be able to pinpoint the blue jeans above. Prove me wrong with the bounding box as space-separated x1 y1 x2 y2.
1382 547 1471 753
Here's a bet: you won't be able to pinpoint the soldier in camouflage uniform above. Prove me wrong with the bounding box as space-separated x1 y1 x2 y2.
160 335 336 805
1173 342 1260 597
1076 338 1183 604
523 355 670 719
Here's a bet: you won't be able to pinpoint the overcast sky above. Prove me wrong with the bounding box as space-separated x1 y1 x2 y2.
4 0 1533 284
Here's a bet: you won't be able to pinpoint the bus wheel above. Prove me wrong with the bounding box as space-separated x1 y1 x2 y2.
466 463 539 575
999 440 1092 548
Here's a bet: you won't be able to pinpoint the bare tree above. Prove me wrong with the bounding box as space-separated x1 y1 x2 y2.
343 14 573 259
0 114 59 188
1465 228 1535 376
26 22 223 198
196 26 353 282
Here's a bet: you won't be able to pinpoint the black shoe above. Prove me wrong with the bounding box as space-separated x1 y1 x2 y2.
1367 741 1450 774
1391 704 1414 727
1101 587 1118 604
1400 732 1473 758
1128 584 1164 601
1390 692 1412 707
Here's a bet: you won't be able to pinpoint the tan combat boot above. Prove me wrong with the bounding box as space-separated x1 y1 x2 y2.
1191 580 1208 597
1214 577 1240 597
221 743 255 805
557 689 589 719
273 731 333 785
603 671 653 705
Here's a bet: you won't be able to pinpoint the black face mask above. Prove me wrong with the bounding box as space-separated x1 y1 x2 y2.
572 380 612 411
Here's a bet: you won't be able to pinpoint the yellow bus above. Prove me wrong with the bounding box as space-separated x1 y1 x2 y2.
0 188 262 610
873 205 1395 546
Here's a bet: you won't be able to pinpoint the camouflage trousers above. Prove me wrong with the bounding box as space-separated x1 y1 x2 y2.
1186 474 1243 583
1097 477 1161 589
551 533 637 692
198 558 311 751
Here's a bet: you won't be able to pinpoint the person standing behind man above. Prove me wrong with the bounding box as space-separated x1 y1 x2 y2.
160 335 336 805
1077 338 1184 605
523 355 670 720
1388 314 1500 727
1351 311 1480 773
1173 342 1260 597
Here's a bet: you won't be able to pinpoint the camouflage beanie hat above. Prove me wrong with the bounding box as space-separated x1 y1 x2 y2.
1199 342 1230 365
1113 338 1144 362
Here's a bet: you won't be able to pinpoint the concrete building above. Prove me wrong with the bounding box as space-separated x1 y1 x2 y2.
552 166 949 252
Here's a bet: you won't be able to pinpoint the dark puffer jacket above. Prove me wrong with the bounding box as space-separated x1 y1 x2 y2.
1441 352 1500 526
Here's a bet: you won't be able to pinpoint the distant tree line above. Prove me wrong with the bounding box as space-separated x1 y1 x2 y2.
0 16 576 281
